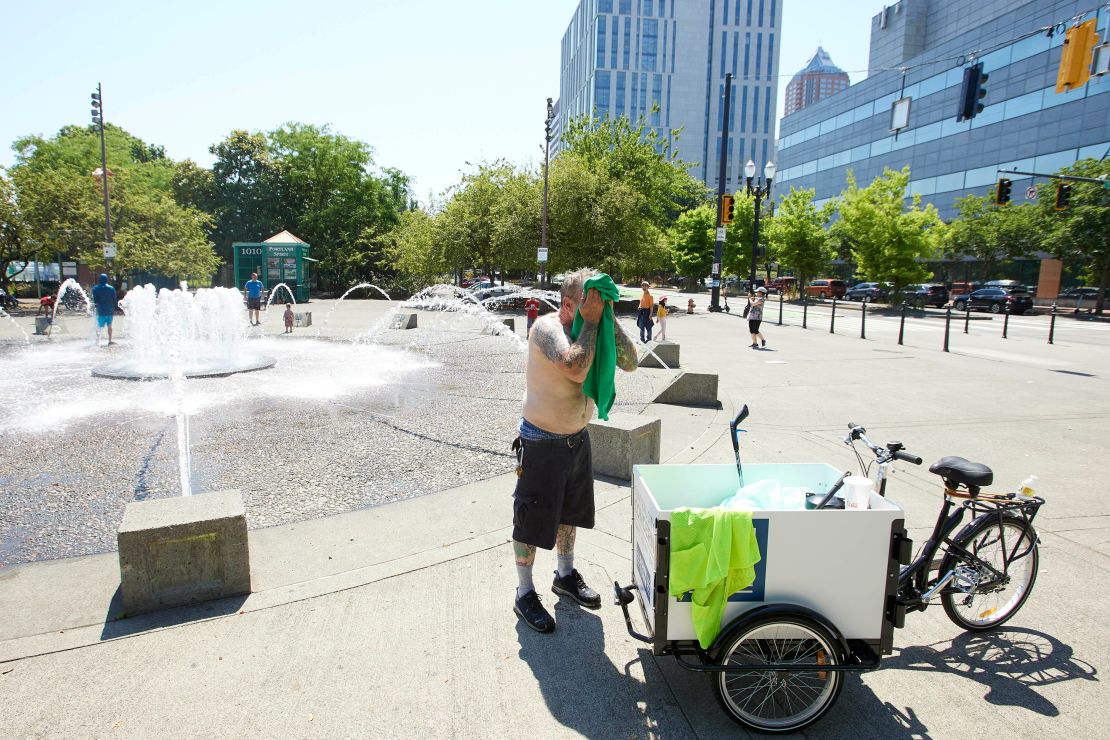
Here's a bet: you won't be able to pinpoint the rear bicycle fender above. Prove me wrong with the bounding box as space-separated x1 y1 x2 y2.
709 603 851 663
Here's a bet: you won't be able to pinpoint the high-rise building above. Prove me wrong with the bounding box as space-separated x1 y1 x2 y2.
556 0 782 192
784 47 851 116
776 0 1110 219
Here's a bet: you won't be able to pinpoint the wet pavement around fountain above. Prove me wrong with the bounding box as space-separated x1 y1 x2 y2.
0 298 675 567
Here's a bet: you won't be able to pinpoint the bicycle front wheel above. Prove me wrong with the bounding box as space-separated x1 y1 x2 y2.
941 514 1039 632
712 615 844 733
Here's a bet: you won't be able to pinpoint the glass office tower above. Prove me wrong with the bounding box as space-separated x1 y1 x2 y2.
556 0 782 192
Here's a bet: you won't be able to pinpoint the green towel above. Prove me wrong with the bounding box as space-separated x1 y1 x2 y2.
570 273 621 420
668 507 761 649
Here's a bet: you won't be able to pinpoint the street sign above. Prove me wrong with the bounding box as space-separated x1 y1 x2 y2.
708 279 721 288
103 243 117 259
1025 186 1037 200
62 261 77 277
537 247 548 263
712 262 720 274
716 227 727 241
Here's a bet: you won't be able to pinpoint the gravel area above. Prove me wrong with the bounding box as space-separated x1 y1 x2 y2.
0 316 668 566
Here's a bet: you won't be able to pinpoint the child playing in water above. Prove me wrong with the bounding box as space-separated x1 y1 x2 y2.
283 303 294 334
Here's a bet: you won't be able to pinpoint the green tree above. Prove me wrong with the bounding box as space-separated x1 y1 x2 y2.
942 194 1038 276
833 167 942 296
766 187 834 291
1033 158 1110 313
202 131 283 262
669 205 715 281
0 170 34 293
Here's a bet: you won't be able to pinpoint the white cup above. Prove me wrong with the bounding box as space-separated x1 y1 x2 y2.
843 476 874 510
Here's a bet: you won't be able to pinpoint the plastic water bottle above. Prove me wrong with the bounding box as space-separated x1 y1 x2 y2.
1017 475 1038 497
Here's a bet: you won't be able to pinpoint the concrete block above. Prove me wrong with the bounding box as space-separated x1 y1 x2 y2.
653 372 719 407
587 413 661 480
34 317 51 335
482 318 515 335
117 489 251 615
638 340 680 369
391 312 418 330
294 311 312 328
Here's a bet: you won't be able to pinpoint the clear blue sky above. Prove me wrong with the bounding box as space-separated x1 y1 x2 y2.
0 0 875 204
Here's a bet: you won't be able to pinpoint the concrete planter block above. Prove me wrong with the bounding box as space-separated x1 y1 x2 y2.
653 372 719 407
294 311 312 327
391 312 418 330
587 413 661 480
117 489 251 615
638 341 680 369
482 318 515 335
34 317 52 335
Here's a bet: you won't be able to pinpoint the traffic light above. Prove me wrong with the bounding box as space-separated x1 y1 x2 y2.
721 194 735 224
995 178 1012 206
1055 183 1072 210
90 91 102 128
956 62 988 121
1056 19 1100 93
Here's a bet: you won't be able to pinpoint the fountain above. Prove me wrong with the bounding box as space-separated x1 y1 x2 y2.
92 285 276 379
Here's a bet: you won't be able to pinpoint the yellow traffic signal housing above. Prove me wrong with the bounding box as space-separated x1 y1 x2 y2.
721 194 735 224
995 178 1012 206
1056 19 1099 93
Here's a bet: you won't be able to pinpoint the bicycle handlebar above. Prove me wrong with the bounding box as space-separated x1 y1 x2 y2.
845 424 922 466
893 450 923 465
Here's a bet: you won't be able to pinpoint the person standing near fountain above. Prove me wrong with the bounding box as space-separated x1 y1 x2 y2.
524 295 540 337
283 303 295 334
91 274 117 345
244 272 265 326
511 267 639 634
636 281 654 343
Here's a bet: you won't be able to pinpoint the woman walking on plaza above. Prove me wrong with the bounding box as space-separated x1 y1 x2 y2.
747 287 767 349
636 281 654 343
656 296 668 341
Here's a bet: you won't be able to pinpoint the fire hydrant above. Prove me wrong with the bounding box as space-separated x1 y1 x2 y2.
687 298 695 314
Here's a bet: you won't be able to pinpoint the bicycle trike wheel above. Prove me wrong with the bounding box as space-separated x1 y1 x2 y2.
711 614 844 733
941 513 1038 632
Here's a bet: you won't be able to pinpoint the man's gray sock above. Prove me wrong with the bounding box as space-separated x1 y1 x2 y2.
516 564 535 599
556 554 574 579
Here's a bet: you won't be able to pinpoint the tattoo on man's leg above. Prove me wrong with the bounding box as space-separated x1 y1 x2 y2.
513 539 537 566
555 525 576 556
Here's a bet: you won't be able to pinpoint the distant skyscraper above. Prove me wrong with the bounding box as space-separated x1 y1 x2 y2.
556 0 782 191
784 47 850 116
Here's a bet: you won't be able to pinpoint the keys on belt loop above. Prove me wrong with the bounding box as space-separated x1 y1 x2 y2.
512 435 524 477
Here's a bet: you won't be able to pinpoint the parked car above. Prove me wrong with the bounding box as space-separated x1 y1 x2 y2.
472 285 520 303
768 276 798 295
804 279 847 299
983 279 1027 292
467 281 494 292
845 282 891 302
908 283 949 308
1059 286 1104 300
948 281 980 297
953 287 1034 315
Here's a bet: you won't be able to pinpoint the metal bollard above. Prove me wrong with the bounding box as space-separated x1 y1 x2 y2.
963 300 971 334
898 303 906 345
943 307 952 352
830 297 837 334
1049 303 1057 345
860 300 867 339
802 295 809 329
778 291 784 326
1003 302 1010 339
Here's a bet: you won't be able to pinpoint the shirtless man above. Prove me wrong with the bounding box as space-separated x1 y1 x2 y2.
512 267 639 633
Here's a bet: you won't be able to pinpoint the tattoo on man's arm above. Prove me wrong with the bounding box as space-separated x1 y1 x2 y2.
535 323 570 366
565 320 598 369
613 321 638 371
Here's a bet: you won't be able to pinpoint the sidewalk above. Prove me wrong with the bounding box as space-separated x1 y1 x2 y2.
2 300 1108 737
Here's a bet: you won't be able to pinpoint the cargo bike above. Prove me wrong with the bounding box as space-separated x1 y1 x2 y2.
613 407 1045 733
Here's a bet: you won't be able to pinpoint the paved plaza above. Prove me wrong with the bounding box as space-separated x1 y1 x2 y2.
0 296 1107 737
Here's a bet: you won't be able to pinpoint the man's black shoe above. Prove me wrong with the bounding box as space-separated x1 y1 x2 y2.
552 569 602 609
514 590 555 633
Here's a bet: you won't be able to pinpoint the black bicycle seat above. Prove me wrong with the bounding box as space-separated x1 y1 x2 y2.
928 456 993 488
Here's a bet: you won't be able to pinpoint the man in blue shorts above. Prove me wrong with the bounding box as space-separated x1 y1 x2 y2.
91 273 117 345
511 267 640 633
244 272 264 326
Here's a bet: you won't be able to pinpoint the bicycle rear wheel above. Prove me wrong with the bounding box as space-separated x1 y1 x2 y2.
941 514 1038 632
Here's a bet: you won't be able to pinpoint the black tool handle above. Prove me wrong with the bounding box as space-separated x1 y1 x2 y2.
814 471 851 510
729 404 750 453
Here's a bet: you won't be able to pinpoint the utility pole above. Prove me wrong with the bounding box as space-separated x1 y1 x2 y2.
710 73 732 312
541 98 554 289
91 84 113 273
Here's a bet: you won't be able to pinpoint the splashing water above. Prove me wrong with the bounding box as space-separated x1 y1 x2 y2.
322 283 394 331
266 283 298 308
0 305 30 344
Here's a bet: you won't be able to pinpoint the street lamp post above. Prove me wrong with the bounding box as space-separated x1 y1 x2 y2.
90 83 113 271
745 159 775 286
709 73 733 312
541 98 555 289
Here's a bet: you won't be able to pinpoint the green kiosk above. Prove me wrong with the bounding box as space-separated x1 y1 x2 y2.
232 231 313 303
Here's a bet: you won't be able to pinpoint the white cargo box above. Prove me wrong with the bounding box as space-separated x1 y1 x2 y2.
632 463 905 650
